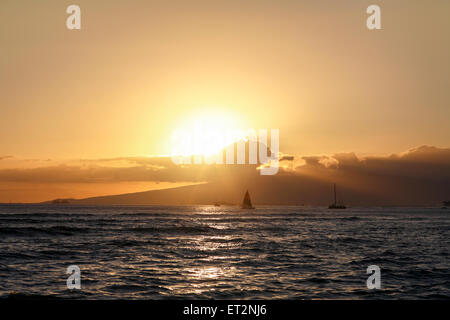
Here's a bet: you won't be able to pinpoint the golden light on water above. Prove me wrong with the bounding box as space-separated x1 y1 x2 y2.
187 266 233 280
166 265 238 295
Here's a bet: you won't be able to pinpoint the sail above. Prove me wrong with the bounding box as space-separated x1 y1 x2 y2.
241 190 254 209
329 183 346 209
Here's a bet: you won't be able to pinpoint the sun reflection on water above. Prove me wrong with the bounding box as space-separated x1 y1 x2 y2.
166 265 237 295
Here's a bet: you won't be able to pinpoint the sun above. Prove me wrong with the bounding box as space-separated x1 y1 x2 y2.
171 110 245 157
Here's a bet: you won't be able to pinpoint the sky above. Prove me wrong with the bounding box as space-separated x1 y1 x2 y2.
1 0 449 202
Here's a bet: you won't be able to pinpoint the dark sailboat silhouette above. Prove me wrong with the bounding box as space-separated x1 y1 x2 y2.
328 183 346 209
241 190 255 209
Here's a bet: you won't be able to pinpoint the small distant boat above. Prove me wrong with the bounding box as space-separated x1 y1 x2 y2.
329 183 346 209
241 190 255 209
214 202 221 207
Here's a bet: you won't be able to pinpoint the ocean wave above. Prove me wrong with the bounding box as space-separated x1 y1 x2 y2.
0 212 93 218
0 226 89 236
1 205 449 299
104 239 143 247
2 292 63 300
104 284 149 292
116 212 170 217
127 225 218 234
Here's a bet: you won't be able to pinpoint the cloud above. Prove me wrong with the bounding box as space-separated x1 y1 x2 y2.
0 146 449 205
272 145 450 205
289 145 450 176
1 146 449 184
279 155 295 162
0 157 258 183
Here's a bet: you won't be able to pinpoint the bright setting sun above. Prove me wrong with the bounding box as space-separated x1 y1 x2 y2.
170 110 246 157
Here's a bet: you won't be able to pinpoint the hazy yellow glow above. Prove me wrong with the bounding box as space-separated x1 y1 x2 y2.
1 1 450 203
170 110 246 157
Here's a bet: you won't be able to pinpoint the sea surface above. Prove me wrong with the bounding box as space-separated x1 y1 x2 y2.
0 204 449 299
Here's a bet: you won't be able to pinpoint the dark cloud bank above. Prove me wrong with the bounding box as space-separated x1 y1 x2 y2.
2 146 449 206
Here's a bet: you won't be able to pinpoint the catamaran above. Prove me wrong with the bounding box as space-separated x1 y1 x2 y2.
328 183 346 209
241 190 255 209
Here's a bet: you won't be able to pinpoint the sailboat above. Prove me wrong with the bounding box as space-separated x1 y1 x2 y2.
241 190 255 209
328 183 346 209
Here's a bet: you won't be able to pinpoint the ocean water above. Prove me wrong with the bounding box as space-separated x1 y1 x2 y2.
0 204 449 299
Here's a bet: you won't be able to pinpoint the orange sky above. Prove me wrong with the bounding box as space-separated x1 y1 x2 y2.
1 0 449 202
